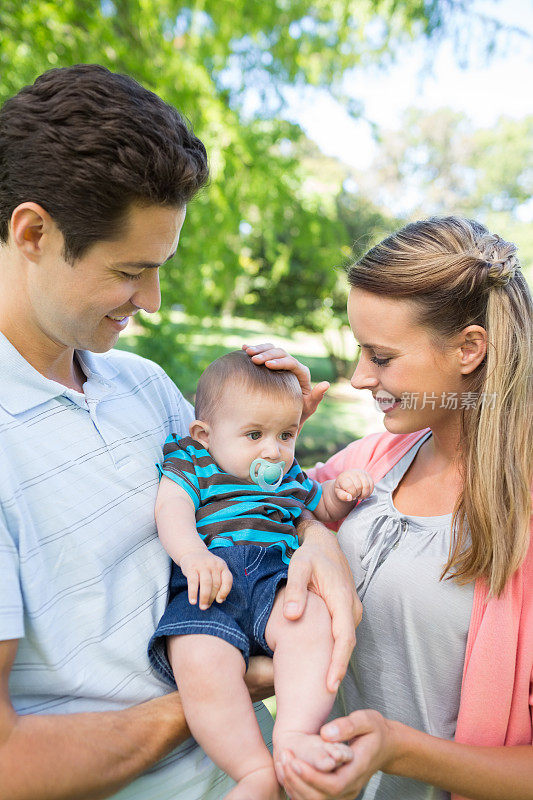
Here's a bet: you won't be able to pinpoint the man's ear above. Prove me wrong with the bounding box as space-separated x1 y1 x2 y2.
189 419 210 447
10 202 57 263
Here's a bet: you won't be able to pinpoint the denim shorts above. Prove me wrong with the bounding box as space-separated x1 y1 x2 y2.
148 544 288 685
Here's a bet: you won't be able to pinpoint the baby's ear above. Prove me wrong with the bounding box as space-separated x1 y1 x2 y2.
189 419 210 447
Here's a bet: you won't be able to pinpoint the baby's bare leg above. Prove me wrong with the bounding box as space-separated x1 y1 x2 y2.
265 589 353 775
168 634 281 800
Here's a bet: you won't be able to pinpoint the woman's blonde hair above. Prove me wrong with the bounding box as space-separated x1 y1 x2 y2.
348 216 533 596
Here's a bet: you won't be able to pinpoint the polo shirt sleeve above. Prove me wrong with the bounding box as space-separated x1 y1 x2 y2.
286 461 322 512
0 507 23 641
157 435 201 509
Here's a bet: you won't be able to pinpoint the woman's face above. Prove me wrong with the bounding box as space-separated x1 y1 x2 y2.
347 288 468 435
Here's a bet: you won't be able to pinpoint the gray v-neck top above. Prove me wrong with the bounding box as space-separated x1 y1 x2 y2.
332 432 474 800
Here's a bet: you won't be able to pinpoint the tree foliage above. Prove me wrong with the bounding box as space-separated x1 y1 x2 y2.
0 1 519 383
353 107 533 277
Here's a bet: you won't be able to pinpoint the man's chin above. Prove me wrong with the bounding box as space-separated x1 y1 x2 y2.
76 332 120 354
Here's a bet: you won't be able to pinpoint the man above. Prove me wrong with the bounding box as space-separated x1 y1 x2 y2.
0 65 358 799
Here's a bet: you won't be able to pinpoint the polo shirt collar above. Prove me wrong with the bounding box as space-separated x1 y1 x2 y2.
0 332 119 416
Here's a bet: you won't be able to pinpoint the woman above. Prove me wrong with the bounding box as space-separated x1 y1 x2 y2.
244 216 533 800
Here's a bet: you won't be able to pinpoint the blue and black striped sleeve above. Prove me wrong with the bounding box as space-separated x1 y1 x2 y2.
157 434 201 509
286 461 322 512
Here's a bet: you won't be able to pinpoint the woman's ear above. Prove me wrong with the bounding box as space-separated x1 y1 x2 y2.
458 325 487 375
189 419 210 447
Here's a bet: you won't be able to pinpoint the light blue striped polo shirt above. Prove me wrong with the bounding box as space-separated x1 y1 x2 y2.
0 332 273 799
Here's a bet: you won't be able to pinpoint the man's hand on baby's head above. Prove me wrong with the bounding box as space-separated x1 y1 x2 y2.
334 469 374 504
179 550 233 610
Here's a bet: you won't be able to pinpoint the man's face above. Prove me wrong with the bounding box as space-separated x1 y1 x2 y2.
25 203 186 354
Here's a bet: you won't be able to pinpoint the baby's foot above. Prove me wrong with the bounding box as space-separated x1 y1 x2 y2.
223 765 282 800
274 731 353 773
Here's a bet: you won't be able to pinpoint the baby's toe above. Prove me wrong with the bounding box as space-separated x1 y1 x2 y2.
311 747 336 771
324 742 353 765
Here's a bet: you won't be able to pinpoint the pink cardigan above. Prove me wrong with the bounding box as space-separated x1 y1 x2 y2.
310 430 533 800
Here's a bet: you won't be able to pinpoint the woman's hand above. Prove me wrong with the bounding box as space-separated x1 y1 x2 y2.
285 516 362 693
242 343 330 425
279 710 401 800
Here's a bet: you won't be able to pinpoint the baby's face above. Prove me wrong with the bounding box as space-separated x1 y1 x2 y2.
205 385 303 481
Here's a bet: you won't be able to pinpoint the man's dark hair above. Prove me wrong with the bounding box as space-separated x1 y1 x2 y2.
0 64 209 260
195 351 303 421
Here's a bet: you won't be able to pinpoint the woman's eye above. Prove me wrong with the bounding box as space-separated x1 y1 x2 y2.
121 272 143 281
247 432 261 440
370 356 391 367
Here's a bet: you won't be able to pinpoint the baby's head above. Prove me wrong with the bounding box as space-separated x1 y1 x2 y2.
190 350 303 481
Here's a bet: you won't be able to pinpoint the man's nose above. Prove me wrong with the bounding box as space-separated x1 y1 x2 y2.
132 269 161 314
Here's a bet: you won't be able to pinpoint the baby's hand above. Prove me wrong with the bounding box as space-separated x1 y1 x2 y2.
179 549 233 610
334 469 374 504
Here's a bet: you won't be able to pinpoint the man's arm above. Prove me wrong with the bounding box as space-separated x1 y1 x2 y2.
0 639 190 800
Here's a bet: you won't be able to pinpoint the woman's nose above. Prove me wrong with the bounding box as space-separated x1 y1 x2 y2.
351 357 379 391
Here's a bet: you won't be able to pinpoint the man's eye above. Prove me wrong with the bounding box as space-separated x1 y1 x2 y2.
247 432 261 440
121 272 143 281
370 356 391 367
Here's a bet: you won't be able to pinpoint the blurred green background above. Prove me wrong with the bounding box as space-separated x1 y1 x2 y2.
2 0 531 465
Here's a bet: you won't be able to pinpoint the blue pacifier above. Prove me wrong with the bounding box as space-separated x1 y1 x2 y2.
249 458 285 491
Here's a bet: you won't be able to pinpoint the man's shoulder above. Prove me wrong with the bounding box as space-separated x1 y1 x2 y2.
89 348 186 400
98 348 194 431
96 347 167 381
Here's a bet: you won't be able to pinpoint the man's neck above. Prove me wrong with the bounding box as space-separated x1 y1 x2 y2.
0 319 85 392
0 252 85 391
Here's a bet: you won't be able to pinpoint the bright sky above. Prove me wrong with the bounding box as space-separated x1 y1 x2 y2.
283 0 533 171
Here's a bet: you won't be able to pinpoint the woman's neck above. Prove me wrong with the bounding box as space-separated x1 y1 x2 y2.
425 416 463 471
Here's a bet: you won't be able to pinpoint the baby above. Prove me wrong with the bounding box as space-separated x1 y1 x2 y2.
148 351 374 800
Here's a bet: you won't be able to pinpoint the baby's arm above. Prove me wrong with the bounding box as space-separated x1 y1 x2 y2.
155 476 233 609
312 469 374 524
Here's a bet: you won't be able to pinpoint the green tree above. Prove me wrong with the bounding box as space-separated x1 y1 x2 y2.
232 160 399 380
354 107 533 279
0 0 508 381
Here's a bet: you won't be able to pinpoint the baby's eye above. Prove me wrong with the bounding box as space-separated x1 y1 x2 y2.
280 432 294 441
247 431 262 440
370 356 391 367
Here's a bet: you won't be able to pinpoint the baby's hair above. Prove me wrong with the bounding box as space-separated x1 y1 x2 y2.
195 350 303 421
